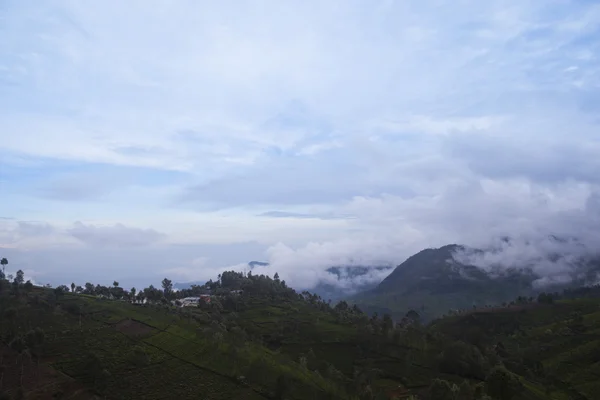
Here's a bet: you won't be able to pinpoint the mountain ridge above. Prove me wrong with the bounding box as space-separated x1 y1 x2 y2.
351 241 600 320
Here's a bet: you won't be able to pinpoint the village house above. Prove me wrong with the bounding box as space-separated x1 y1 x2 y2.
178 295 211 307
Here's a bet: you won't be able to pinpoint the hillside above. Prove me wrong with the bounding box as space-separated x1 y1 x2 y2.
352 243 600 321
429 285 600 400
2 271 600 399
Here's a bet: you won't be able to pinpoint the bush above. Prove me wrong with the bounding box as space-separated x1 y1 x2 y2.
486 366 523 400
439 341 489 380
429 379 455 400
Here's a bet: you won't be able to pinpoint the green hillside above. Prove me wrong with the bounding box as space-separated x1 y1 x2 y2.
350 244 593 321
2 270 600 399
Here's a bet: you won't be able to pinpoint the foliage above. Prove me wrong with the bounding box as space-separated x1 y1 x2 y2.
485 367 523 400
438 341 488 380
429 378 455 400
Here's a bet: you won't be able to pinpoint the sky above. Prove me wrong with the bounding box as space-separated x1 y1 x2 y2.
1 0 600 290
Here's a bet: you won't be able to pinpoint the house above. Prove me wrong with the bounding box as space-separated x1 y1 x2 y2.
178 296 211 307
180 297 201 307
199 294 211 304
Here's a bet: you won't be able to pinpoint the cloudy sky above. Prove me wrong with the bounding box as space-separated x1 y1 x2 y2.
1 0 600 289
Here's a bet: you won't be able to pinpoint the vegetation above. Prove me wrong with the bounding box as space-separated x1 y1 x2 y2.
2 255 600 399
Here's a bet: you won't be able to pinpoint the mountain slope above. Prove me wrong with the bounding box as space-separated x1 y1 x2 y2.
352 244 544 320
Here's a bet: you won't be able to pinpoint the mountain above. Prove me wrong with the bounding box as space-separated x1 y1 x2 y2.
351 243 600 321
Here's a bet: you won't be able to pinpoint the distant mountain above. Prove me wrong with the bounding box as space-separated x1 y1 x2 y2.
351 243 600 321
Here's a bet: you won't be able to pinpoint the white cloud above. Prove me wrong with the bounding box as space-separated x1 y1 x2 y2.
67 221 166 248
1 1 600 290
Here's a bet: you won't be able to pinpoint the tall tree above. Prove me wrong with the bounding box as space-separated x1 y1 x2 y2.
0 258 7 275
24 280 33 295
161 278 173 298
84 282 95 295
130 287 137 302
15 270 25 285
71 282 76 293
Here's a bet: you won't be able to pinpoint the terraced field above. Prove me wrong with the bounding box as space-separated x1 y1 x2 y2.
0 290 343 399
3 283 600 399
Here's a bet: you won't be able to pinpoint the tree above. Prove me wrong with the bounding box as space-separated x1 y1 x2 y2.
274 272 280 282
429 379 455 400
405 309 421 324
275 374 290 399
537 292 554 304
113 281 119 288
25 328 45 369
456 380 475 400
439 341 488 380
14 270 24 285
54 286 66 299
71 282 76 293
0 258 7 275
9 336 28 388
84 282 95 295
161 278 173 298
486 366 523 400
382 314 394 335
23 280 33 294
130 287 137 302
4 308 17 333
